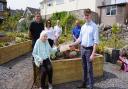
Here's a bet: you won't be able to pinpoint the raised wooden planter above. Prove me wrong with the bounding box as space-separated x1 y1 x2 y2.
0 40 32 64
35 54 103 86
0 36 15 42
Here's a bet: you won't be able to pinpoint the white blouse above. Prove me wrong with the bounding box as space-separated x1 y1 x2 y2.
44 27 55 40
54 25 62 38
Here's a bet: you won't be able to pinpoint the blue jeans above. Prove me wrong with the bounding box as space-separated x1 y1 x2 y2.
81 47 94 88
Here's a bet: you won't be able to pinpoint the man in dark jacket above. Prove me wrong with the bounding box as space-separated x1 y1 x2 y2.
29 13 44 48
29 13 44 85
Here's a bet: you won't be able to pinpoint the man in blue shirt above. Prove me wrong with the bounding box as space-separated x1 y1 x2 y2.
72 20 81 41
70 9 99 89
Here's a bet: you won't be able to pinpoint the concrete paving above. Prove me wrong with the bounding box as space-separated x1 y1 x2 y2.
0 52 128 89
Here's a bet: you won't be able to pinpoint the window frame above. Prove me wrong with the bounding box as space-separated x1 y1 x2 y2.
69 0 75 2
47 0 53 7
0 3 4 11
56 0 64 5
106 6 117 16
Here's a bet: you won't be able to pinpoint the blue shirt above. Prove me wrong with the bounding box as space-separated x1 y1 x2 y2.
72 25 81 39
79 21 99 47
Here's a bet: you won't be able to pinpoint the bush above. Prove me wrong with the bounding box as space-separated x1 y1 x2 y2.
50 12 84 43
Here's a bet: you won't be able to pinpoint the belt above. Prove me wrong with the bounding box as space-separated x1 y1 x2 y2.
81 46 93 50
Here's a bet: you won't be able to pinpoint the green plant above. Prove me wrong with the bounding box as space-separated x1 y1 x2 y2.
111 24 121 49
96 41 106 54
0 12 22 32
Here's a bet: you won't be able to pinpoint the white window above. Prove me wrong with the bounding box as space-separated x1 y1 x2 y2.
0 3 3 11
56 0 64 5
47 0 53 7
106 6 116 16
69 0 75 2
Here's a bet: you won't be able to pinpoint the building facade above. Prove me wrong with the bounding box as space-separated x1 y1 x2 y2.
40 0 96 16
0 0 7 21
97 0 128 25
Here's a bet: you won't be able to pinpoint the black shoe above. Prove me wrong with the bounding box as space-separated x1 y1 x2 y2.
77 83 87 88
89 86 94 89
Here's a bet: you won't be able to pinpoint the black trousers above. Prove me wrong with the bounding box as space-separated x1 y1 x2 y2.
40 59 53 88
48 39 54 47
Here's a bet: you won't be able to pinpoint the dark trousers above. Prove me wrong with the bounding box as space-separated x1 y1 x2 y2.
40 59 53 88
32 39 37 48
48 39 54 47
81 47 94 88
32 39 38 84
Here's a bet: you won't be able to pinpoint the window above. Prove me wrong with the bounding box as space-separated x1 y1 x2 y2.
0 3 3 11
47 0 53 7
56 0 64 5
69 0 75 2
106 6 116 16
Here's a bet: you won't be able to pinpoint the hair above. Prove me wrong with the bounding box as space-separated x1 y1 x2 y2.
75 20 80 24
46 19 51 27
34 12 41 16
39 30 48 39
84 8 92 15
120 48 128 57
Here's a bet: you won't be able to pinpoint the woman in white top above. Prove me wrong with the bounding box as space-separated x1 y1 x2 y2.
54 20 62 45
45 20 55 47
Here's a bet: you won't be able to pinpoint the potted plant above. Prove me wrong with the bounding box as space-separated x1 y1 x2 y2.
104 47 113 62
111 24 121 64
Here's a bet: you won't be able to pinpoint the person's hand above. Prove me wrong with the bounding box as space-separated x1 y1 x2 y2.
89 53 95 62
69 44 75 50
69 43 74 48
39 60 43 65
56 46 60 52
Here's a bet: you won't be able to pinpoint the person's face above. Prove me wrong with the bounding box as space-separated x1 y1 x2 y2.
75 20 80 26
41 34 48 42
35 15 41 23
47 22 51 27
84 14 91 22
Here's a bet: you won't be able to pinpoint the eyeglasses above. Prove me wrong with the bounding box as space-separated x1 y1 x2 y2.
85 14 89 17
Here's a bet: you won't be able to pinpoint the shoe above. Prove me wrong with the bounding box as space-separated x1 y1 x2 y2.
77 82 87 88
48 83 53 89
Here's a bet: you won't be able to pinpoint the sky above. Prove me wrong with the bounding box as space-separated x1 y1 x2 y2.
7 0 42 10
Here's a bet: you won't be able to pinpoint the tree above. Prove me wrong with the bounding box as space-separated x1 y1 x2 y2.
0 12 22 32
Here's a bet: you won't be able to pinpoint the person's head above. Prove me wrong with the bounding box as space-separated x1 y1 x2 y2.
84 8 92 22
39 31 48 42
34 12 41 23
120 48 127 57
75 20 80 26
46 19 51 28
56 20 60 25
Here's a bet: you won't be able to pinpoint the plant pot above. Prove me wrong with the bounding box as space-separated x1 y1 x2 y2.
111 49 120 64
104 52 111 62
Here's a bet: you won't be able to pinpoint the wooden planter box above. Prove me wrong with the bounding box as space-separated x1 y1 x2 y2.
0 40 32 64
0 36 15 42
35 54 103 86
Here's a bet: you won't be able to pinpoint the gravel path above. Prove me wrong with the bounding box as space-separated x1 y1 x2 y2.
0 53 33 89
0 53 128 89
53 63 128 89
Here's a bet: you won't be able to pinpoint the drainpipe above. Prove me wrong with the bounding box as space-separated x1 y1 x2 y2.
99 8 102 24
44 0 47 21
